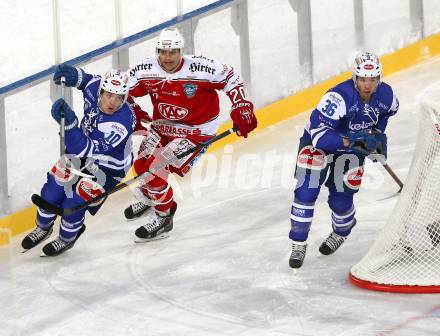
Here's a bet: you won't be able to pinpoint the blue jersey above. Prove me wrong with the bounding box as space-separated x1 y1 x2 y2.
65 73 136 172
305 79 399 152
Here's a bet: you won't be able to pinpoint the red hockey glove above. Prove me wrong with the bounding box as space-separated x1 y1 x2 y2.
128 96 151 133
230 100 257 138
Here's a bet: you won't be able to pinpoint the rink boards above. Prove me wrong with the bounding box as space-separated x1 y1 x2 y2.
1 32 440 246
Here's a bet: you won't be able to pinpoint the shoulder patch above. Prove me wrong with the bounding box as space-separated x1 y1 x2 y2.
317 91 347 120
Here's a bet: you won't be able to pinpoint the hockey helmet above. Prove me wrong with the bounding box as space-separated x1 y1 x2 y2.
99 69 129 103
352 51 382 81
156 28 184 53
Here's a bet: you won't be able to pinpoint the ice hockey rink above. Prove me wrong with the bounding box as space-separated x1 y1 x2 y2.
1 56 440 336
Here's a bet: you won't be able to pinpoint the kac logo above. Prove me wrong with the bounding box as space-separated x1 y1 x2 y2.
183 83 198 98
158 103 189 120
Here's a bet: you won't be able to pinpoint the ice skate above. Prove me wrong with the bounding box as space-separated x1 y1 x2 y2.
289 241 307 269
134 203 177 243
41 225 86 257
319 232 347 255
21 225 54 252
124 201 152 220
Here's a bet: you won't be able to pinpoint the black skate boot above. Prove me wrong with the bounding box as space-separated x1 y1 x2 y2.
289 241 307 268
21 224 54 251
319 232 347 255
41 224 86 257
134 203 177 242
124 201 151 220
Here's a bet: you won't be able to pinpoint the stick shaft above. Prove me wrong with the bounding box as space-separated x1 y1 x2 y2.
59 76 66 156
32 127 237 216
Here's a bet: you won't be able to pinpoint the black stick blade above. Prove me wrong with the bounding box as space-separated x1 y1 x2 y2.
31 194 63 216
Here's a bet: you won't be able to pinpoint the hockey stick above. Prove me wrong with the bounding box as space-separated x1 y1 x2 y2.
381 162 404 192
373 154 404 192
58 77 95 179
369 129 404 193
31 127 237 216
59 76 66 156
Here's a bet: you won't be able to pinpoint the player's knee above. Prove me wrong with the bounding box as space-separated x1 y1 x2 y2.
294 186 319 204
328 193 353 214
133 156 147 175
61 194 87 222
40 174 68 204
144 175 167 190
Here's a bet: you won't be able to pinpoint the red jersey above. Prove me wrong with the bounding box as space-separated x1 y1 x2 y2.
127 55 243 138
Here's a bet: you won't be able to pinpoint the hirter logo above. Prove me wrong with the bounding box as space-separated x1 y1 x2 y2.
344 166 364 190
297 145 327 170
111 80 121 86
363 64 374 70
158 103 189 120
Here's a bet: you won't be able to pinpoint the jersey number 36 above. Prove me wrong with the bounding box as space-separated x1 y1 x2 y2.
321 99 337 117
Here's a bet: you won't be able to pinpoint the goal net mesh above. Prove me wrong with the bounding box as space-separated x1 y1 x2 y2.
350 99 440 292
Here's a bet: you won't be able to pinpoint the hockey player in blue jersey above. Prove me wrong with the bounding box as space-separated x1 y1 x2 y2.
21 65 135 256
288 52 399 268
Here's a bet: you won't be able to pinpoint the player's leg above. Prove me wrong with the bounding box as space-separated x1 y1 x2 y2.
289 135 331 268
319 153 365 255
124 139 155 220
41 172 117 256
22 161 76 250
41 166 128 256
134 172 177 241
319 192 356 255
134 136 206 242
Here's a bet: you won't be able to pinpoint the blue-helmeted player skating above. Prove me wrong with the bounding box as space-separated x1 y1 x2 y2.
289 51 399 268
22 65 136 256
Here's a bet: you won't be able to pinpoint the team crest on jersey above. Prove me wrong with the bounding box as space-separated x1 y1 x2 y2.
183 83 198 98
297 145 327 170
343 166 364 190
363 104 379 124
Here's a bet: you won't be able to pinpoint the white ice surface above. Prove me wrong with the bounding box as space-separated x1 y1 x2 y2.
1 57 440 336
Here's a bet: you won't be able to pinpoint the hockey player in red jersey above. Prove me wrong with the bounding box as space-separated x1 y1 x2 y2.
124 28 257 241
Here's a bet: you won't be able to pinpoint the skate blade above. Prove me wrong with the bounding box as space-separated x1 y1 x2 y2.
21 234 53 254
134 232 170 243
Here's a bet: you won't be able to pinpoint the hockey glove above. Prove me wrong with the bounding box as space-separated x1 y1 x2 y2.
128 96 152 133
346 131 377 156
230 100 257 138
368 128 388 162
53 64 82 87
51 98 78 130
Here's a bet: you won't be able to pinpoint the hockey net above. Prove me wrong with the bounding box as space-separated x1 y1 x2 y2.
349 96 440 293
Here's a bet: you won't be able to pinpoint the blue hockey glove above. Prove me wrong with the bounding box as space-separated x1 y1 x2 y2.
53 64 80 87
51 98 78 129
346 131 377 156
